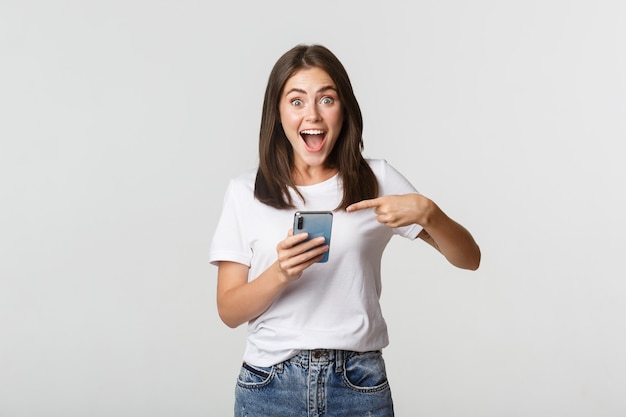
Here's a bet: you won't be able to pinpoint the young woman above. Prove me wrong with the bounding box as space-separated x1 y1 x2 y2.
210 44 480 417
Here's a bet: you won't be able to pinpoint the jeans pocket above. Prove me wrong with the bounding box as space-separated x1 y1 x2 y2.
237 362 274 389
343 351 390 393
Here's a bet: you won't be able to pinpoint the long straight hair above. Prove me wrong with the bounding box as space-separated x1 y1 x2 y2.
254 44 378 210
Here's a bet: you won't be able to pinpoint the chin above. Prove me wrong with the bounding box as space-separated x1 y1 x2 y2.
299 153 328 167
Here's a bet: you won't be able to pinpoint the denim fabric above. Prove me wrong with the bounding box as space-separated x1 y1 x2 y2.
234 350 394 417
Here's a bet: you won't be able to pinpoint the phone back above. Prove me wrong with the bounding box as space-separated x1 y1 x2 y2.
293 211 333 263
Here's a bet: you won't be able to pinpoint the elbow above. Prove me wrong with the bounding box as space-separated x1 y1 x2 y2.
467 259 480 271
219 313 243 329
455 259 480 271
220 315 238 329
217 305 245 329
452 245 481 271
465 245 481 271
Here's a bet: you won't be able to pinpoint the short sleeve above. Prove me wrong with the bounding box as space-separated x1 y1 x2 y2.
209 179 253 267
376 160 423 240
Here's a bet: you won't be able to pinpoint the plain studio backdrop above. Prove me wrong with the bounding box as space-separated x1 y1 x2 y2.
1 1 625 416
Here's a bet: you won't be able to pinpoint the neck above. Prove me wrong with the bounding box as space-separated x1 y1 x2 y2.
292 165 337 186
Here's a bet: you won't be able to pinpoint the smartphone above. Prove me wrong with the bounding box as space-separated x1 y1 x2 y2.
293 211 333 263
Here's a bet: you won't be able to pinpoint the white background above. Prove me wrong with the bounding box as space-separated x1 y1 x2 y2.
1 1 625 416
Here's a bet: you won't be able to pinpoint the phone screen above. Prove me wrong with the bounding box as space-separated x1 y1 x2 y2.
293 211 333 263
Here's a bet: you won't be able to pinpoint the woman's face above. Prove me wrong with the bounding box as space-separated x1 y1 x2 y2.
279 67 344 173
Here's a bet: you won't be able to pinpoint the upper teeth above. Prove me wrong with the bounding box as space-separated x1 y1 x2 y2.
301 130 324 135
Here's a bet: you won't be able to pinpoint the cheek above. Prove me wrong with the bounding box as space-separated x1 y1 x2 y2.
279 113 301 144
327 110 344 132
279 110 299 130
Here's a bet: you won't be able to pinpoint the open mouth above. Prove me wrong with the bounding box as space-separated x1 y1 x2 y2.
300 129 327 152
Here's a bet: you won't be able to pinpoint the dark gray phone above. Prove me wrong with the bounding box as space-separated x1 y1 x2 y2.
293 211 333 263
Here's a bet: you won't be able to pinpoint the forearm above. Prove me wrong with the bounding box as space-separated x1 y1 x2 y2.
419 204 481 270
217 261 289 328
218 233 329 328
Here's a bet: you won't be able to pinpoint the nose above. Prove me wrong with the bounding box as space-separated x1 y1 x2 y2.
305 104 321 122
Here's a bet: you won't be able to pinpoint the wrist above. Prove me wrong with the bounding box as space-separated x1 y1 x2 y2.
272 261 295 287
412 194 435 227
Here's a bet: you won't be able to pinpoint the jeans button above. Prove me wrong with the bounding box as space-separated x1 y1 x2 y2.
313 350 328 358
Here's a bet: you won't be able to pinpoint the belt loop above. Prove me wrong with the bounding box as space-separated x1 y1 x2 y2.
335 350 344 373
276 359 284 373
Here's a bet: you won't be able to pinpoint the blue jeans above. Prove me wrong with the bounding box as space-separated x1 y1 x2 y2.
234 349 394 417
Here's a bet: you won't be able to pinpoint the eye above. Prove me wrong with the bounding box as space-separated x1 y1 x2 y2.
320 96 334 105
291 98 304 107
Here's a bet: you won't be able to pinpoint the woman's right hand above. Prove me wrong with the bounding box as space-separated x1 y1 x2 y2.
276 229 328 282
216 229 328 328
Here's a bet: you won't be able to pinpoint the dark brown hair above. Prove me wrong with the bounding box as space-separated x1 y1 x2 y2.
254 44 378 210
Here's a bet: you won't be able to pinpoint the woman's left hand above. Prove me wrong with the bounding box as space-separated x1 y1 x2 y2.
346 194 433 228
347 193 481 270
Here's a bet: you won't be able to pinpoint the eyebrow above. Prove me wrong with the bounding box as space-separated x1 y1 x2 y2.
284 85 337 96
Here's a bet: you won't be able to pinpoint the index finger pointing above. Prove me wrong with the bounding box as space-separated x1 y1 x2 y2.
347 198 381 212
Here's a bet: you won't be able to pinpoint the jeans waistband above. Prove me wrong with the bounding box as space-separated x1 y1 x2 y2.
283 349 347 373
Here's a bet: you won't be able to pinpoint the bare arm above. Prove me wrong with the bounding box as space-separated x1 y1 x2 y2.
347 194 480 270
415 204 481 270
216 231 328 328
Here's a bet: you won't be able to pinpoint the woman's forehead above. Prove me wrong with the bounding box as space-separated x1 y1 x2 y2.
282 67 337 96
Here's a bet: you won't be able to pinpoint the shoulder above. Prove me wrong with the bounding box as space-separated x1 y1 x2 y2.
365 158 386 173
220 168 258 203
365 158 397 178
365 158 418 194
226 168 257 191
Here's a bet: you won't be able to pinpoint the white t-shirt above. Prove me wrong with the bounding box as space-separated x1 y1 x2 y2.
209 159 422 366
